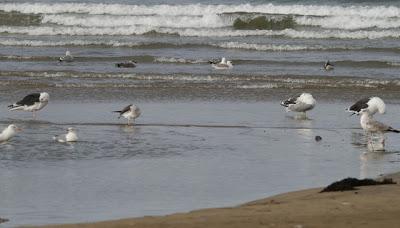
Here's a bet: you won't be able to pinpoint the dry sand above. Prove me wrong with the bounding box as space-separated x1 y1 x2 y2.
28 173 400 228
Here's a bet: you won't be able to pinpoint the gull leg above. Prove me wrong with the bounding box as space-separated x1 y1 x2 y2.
32 111 36 119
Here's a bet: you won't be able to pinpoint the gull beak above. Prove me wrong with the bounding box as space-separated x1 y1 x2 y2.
16 127 23 132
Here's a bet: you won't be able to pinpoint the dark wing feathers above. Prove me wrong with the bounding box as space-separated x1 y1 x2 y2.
280 94 300 107
9 93 40 107
113 104 131 114
349 97 370 113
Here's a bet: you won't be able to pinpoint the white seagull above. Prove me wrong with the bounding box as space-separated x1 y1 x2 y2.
0 124 22 143
347 97 385 116
280 93 316 117
8 92 50 118
53 127 78 143
113 104 141 125
324 60 334 71
59 50 74 62
210 57 233 70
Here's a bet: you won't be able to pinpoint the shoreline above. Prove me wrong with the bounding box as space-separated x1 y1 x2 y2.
27 172 400 228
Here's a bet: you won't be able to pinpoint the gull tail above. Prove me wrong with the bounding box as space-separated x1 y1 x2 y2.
388 128 400 133
8 104 23 111
112 111 122 119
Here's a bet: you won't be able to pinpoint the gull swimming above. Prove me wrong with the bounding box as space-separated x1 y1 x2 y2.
113 104 141 125
115 60 137 68
8 92 50 118
324 60 334 71
280 93 316 117
0 124 22 143
59 50 74 62
53 127 78 143
209 57 233 70
347 97 385 116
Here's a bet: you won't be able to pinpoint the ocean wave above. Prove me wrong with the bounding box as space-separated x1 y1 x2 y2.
2 26 400 39
296 15 400 30
2 71 400 90
154 57 206 64
1 3 400 18
42 14 230 28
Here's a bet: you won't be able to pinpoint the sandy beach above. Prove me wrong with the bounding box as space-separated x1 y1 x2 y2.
26 172 400 228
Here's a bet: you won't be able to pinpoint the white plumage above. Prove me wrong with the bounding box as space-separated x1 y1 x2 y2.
59 50 74 62
210 57 233 70
281 93 316 113
114 104 141 125
0 124 22 143
53 127 78 143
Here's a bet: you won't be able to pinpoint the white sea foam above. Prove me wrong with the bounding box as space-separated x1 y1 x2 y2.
1 3 400 18
42 14 229 28
2 26 399 39
154 57 205 64
296 15 400 30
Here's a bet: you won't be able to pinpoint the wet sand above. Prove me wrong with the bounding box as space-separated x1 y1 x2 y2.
30 172 400 228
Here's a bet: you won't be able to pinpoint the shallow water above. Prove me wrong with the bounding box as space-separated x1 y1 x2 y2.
1 101 400 226
1 0 400 226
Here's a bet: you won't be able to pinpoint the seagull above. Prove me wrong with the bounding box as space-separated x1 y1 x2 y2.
53 127 78 143
113 104 141 125
280 93 316 117
59 50 74 62
115 60 137 68
347 97 385 116
359 110 399 149
210 57 233 70
324 60 334 71
8 92 50 118
0 124 22 143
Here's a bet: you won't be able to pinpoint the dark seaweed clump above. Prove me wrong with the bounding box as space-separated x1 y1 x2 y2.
233 16 296 30
320 177 396 193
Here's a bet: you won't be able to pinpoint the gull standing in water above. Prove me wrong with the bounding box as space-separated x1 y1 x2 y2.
59 50 74 62
113 104 141 125
280 93 316 118
0 124 22 143
8 92 50 118
359 110 399 150
348 97 391 151
53 127 78 143
209 57 233 70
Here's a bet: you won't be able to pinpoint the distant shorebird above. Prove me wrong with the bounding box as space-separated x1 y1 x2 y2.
53 127 78 143
59 50 74 62
113 104 141 125
8 92 50 118
0 124 22 143
281 93 316 117
324 60 334 70
347 97 386 116
115 60 137 68
209 57 233 70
